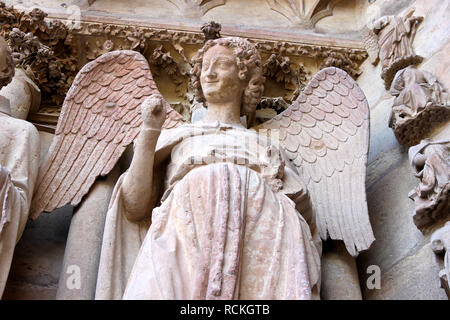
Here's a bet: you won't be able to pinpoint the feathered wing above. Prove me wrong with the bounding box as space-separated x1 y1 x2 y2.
30 50 185 220
361 26 379 65
257 67 374 257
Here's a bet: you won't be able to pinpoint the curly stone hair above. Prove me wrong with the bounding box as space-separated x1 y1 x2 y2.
0 36 15 89
191 37 265 127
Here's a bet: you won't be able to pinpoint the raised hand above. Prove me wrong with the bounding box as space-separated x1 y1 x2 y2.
141 94 167 131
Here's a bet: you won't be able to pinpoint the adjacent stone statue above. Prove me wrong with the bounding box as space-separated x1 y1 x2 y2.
408 139 449 228
431 222 450 299
389 67 450 146
0 67 41 120
366 8 423 89
31 37 374 299
0 37 40 297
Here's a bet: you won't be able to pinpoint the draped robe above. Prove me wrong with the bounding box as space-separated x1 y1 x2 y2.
95 121 321 300
0 97 40 297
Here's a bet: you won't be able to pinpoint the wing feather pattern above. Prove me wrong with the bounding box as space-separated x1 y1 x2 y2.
257 67 374 256
30 50 185 219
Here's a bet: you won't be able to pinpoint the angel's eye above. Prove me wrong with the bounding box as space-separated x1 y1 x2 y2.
216 59 233 67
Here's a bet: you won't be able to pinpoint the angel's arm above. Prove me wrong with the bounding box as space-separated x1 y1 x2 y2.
121 95 166 222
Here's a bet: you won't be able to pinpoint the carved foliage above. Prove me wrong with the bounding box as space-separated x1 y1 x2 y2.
408 139 450 228
0 2 76 108
150 45 188 98
263 54 307 90
3 5 368 130
201 21 221 43
319 50 362 79
389 67 450 146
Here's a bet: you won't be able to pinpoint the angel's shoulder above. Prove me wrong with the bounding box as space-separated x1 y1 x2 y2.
2 115 37 135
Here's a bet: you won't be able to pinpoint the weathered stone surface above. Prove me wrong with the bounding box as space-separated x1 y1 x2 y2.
321 241 362 300
362 243 448 300
412 0 450 63
367 96 401 163
362 152 425 274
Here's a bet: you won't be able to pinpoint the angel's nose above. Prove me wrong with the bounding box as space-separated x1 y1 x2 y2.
204 64 217 79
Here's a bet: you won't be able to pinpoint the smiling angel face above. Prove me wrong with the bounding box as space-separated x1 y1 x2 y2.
191 37 265 127
200 45 246 105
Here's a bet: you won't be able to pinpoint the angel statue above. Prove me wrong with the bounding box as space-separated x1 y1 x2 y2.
30 36 374 300
0 36 40 298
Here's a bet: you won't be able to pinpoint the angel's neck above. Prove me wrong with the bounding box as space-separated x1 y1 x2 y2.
203 101 242 125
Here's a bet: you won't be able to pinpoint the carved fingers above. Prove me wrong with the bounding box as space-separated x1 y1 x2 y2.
141 93 167 130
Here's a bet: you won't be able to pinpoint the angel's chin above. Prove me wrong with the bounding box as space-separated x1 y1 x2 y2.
203 90 222 100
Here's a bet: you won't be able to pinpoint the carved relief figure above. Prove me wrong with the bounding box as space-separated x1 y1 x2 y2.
0 37 40 297
408 139 450 228
31 37 373 300
431 222 450 299
389 66 450 146
369 8 423 89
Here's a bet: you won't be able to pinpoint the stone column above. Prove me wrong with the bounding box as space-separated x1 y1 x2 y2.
321 241 363 300
56 165 119 300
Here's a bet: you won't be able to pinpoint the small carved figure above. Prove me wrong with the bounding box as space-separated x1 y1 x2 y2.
389 67 450 146
0 36 40 298
32 37 374 300
430 222 450 298
366 8 423 89
408 139 450 228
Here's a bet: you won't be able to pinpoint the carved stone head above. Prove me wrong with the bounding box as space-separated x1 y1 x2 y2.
0 36 15 90
191 37 265 127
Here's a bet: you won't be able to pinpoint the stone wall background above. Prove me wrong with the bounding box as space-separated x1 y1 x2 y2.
356 0 450 300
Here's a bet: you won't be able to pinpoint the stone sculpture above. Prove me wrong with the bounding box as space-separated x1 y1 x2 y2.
366 8 423 89
0 36 40 298
389 66 450 146
0 67 41 120
431 222 450 299
31 37 373 299
408 139 450 228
